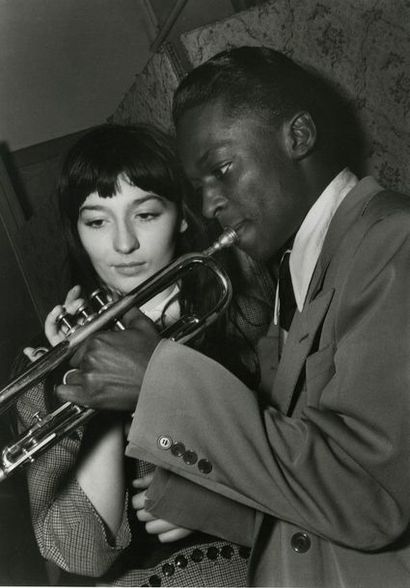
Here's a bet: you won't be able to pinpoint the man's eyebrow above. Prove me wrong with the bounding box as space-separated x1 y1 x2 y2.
197 141 232 168
197 148 212 167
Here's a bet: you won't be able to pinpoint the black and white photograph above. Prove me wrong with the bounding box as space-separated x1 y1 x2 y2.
0 1 409 586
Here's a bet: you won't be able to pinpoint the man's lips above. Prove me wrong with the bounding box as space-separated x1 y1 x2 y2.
222 220 247 242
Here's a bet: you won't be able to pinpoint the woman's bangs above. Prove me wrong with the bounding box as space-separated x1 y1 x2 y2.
124 155 181 204
65 161 122 215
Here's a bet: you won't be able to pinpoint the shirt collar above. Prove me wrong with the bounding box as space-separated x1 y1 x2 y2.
289 167 358 311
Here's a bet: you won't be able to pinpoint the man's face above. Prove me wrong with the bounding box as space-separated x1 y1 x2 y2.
176 100 309 261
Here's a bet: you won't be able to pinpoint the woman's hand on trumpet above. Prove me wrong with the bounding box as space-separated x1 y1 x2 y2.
56 309 161 412
23 285 85 362
45 285 85 345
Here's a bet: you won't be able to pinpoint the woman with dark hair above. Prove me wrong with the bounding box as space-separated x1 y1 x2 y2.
16 123 273 586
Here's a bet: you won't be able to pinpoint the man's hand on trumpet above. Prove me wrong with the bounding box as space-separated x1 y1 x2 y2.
56 309 161 412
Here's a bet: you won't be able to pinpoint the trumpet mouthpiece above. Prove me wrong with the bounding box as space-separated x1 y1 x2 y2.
204 227 238 257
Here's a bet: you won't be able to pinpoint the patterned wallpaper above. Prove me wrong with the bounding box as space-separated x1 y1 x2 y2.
109 44 184 132
180 0 410 193
111 0 409 192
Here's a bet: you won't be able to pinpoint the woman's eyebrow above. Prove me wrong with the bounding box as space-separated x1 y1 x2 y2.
79 204 106 212
132 193 164 205
79 193 164 213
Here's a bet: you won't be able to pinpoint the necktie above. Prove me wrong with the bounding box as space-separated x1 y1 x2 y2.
278 250 297 331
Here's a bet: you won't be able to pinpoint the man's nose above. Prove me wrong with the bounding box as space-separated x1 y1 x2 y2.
201 185 228 219
114 222 140 253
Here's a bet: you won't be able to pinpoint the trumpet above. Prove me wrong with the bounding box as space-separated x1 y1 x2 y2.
0 227 238 481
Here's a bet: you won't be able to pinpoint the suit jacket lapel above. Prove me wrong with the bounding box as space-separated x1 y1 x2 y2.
271 178 382 415
271 289 334 413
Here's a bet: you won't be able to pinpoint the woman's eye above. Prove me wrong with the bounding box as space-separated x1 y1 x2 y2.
85 218 105 228
136 211 160 222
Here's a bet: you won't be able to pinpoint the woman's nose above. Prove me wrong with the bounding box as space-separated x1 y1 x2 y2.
201 184 228 219
113 222 140 253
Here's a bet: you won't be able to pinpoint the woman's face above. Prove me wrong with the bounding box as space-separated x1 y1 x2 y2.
77 175 186 294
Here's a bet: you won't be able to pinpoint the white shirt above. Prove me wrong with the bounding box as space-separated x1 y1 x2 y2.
274 168 358 325
141 283 180 325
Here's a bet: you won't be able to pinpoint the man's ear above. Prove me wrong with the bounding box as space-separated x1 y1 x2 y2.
285 111 317 160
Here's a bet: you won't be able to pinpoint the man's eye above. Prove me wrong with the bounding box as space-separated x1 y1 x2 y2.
214 162 231 180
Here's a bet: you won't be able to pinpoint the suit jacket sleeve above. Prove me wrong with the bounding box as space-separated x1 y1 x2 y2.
127 211 410 551
146 467 255 547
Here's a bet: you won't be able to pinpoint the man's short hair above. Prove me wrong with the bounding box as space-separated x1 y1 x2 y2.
173 46 364 172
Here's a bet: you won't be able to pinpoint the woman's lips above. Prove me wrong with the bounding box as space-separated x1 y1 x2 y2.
114 263 145 276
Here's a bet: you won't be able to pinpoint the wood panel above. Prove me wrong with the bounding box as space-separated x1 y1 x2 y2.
0 157 41 387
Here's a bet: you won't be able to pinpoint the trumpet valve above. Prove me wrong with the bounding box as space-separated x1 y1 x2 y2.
56 308 77 336
90 289 125 330
32 411 43 424
90 288 113 313
75 302 95 324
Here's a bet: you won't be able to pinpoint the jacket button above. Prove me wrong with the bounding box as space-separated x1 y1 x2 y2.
221 544 234 559
239 546 251 559
171 442 185 457
291 532 311 553
198 459 212 474
157 436 172 450
206 546 219 560
183 450 198 465
175 554 188 568
191 548 204 562
162 563 174 577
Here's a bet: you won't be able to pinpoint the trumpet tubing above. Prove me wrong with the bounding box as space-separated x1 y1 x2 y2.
0 228 238 481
